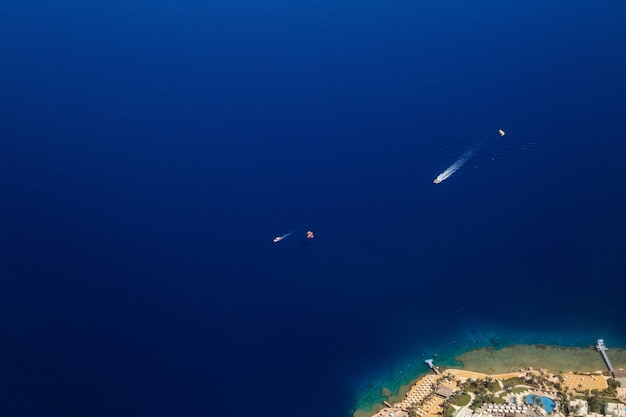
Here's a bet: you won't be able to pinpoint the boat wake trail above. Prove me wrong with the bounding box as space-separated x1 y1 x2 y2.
273 232 293 243
433 147 478 184
272 230 315 243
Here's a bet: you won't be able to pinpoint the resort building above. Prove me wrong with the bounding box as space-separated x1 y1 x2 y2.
605 403 626 417
569 399 588 416
434 386 454 399
478 403 531 416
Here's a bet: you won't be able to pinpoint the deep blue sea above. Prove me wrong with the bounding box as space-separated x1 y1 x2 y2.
2 1 625 416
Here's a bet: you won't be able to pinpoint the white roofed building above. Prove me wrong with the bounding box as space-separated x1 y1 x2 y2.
605 402 626 417
569 399 588 416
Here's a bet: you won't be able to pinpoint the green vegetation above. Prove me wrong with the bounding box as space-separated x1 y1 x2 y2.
464 383 486 395
503 377 525 389
566 382 626 416
462 376 508 410
586 395 612 413
470 393 505 410
465 378 500 395
488 381 501 393
445 365 624 416
453 393 471 407
604 378 622 396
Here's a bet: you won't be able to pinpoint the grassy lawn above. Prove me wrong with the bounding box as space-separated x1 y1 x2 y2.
445 406 455 417
511 387 528 393
453 393 471 407
488 382 501 393
503 377 525 388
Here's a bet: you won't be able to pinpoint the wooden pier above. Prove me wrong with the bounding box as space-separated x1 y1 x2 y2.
596 339 614 375
424 359 440 374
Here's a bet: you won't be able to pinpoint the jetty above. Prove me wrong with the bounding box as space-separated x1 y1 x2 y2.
424 359 440 374
596 339 614 375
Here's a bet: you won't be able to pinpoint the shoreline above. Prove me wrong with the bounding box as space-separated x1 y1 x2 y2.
353 343 626 417
454 343 626 375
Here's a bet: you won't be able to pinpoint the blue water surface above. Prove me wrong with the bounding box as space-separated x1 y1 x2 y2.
1 1 625 416
526 395 556 413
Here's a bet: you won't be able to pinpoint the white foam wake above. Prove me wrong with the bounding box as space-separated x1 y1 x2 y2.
433 147 478 184
273 232 293 243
